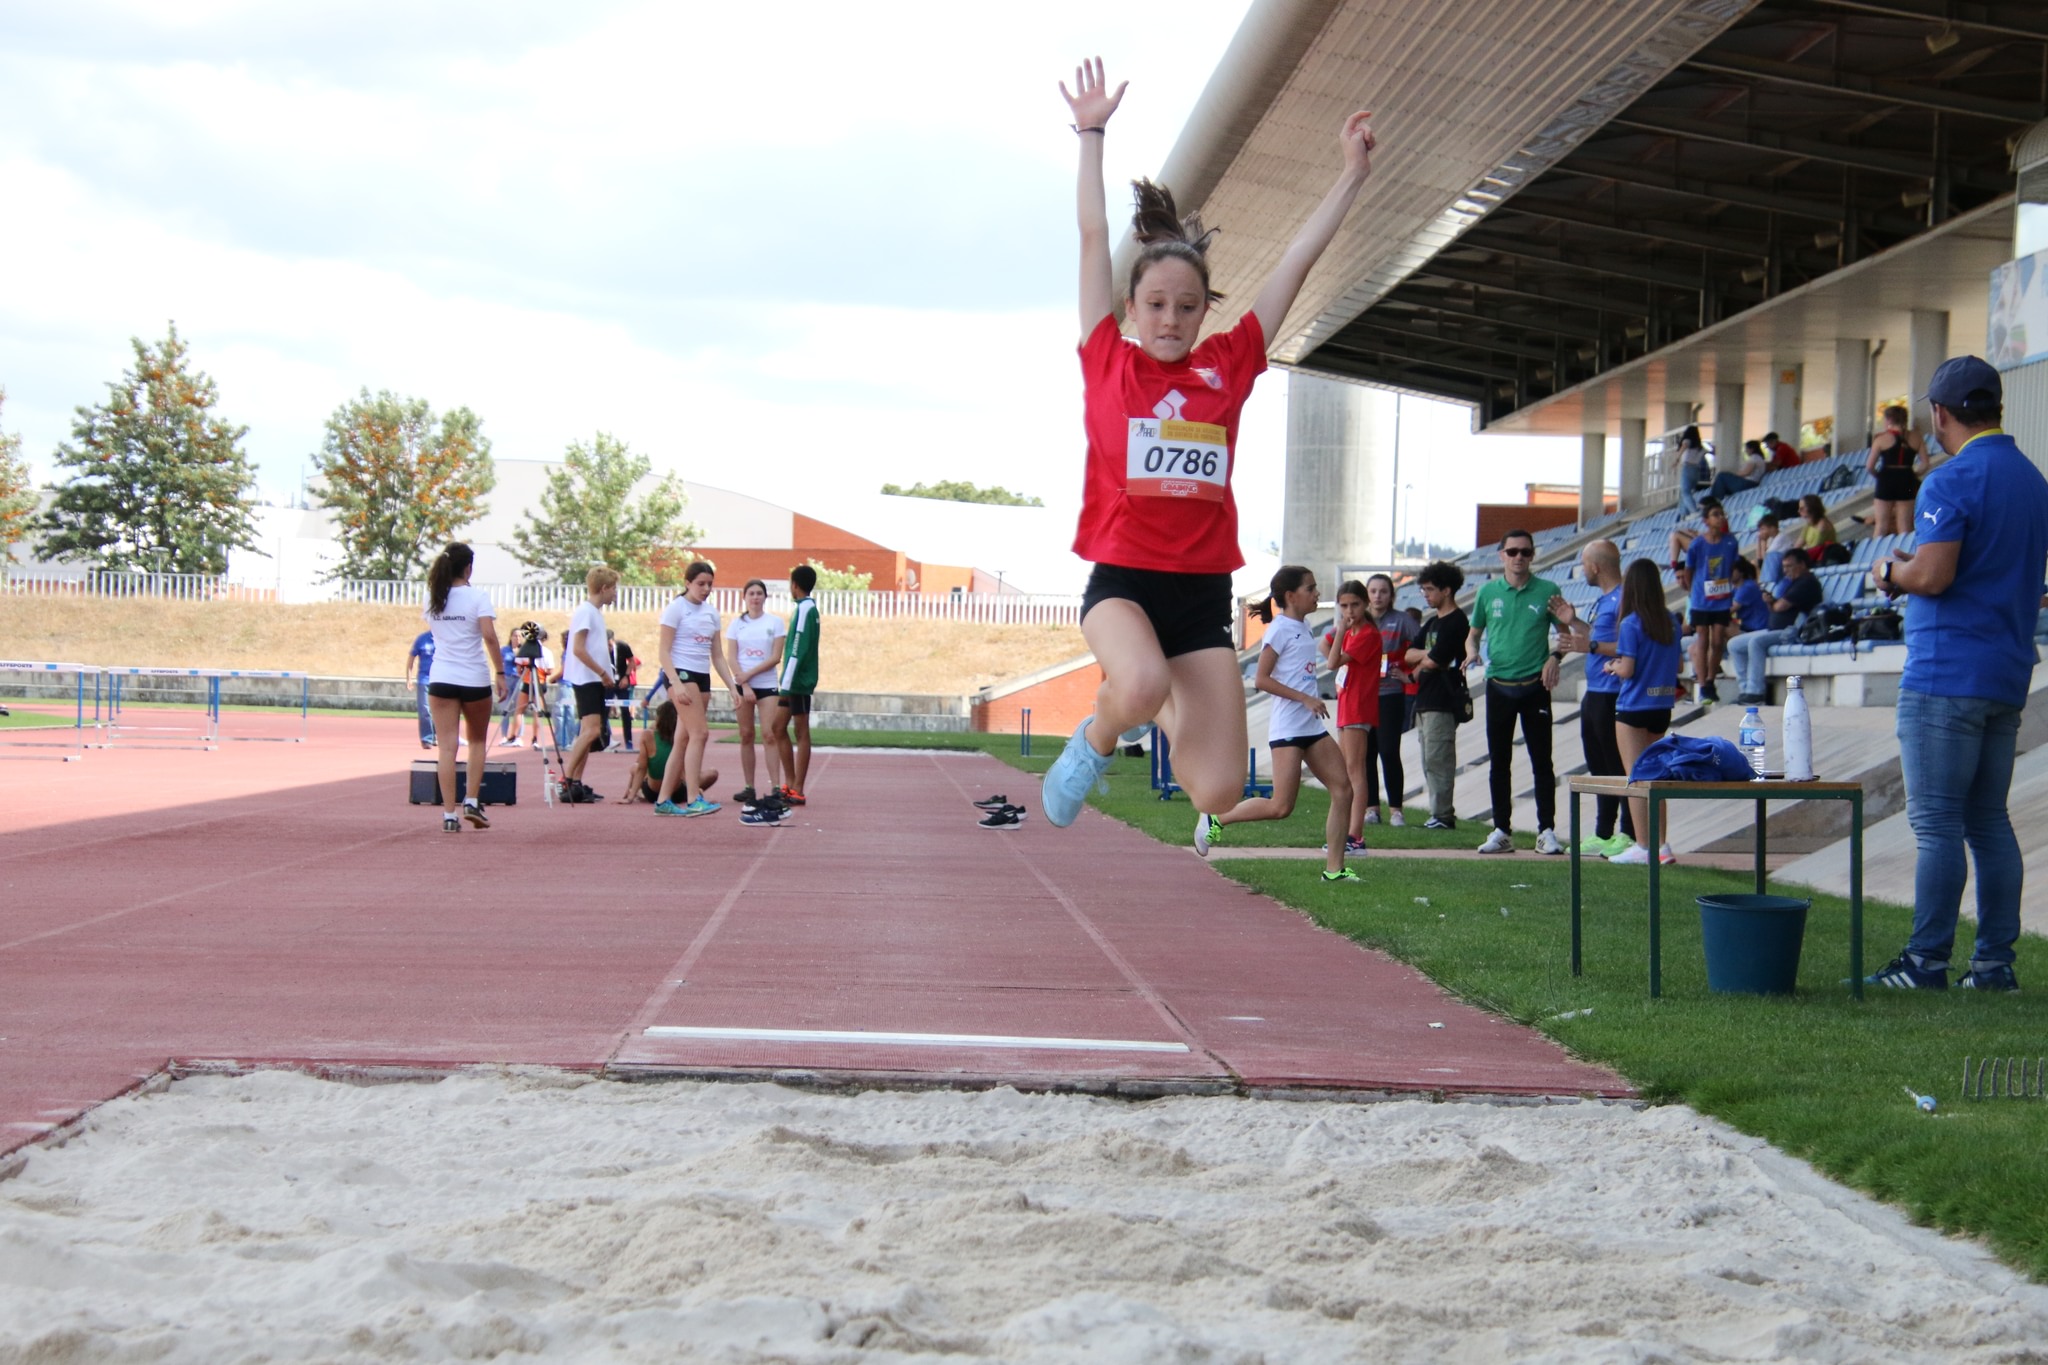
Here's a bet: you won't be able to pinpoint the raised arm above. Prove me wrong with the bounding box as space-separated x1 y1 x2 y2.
1249 111 1375 343
1061 57 1127 337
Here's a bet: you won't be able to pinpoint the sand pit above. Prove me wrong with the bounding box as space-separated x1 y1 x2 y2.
3 1072 2044 1362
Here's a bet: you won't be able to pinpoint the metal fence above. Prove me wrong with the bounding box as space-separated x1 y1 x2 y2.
3 568 1082 626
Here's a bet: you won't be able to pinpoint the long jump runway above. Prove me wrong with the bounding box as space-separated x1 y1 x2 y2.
0 716 1626 1158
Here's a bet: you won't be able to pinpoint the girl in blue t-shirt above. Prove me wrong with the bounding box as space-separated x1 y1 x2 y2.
1608 558 1684 865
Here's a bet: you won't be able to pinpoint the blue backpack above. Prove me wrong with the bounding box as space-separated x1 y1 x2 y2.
1629 733 1754 783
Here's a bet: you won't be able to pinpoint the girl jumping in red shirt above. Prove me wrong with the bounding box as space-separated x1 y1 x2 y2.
1041 57 1377 828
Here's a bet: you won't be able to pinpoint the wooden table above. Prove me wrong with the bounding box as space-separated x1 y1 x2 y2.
1566 775 1866 998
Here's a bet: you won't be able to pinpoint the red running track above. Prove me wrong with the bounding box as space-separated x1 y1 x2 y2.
0 713 1626 1157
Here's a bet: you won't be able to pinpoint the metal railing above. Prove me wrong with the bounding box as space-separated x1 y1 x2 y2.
1 568 276 602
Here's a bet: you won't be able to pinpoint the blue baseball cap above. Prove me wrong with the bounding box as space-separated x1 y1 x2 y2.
1924 355 2001 408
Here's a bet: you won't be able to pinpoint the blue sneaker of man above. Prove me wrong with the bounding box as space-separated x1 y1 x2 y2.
1865 952 1948 990
1041 718 1112 827
1958 963 2019 992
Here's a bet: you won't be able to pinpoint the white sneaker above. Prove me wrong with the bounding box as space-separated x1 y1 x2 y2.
1608 843 1651 864
1658 843 1678 865
502 738 525 749
1193 811 1218 858
1534 829 1564 856
1363 809 1381 826
1477 828 1514 855
1389 810 1405 828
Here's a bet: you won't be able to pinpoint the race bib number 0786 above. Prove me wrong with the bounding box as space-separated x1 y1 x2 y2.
1127 417 1229 502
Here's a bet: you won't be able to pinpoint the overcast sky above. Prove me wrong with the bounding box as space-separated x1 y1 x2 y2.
0 0 1581 558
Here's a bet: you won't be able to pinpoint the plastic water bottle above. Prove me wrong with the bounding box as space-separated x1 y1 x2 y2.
1738 706 1767 779
1782 676 1814 781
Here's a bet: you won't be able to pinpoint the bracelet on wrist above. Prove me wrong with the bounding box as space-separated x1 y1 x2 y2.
1074 125 1105 135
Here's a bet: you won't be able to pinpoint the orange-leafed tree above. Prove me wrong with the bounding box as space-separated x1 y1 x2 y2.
0 387 35 562
312 389 494 580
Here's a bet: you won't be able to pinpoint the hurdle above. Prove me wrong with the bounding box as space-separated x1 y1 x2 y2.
93 667 311 749
0 660 96 760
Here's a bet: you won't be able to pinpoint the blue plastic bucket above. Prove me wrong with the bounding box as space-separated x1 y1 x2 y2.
1697 894 1810 995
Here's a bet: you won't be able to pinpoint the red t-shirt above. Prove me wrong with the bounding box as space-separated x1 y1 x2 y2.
1331 625 1382 729
1769 440 1800 470
1072 310 1267 574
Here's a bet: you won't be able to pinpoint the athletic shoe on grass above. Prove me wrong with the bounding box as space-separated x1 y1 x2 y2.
681 797 721 817
1535 829 1565 855
1042 718 1112 828
1959 963 2019 992
1193 812 1220 858
1477 829 1514 854
442 813 461 833
1362 809 1381 826
1579 833 1626 857
1422 817 1456 831
1867 953 1948 990
1320 867 1361 883
1345 836 1368 854
654 800 688 817
1607 844 1651 864
978 808 1026 830
1389 810 1405 828
462 799 489 830
1658 843 1678 865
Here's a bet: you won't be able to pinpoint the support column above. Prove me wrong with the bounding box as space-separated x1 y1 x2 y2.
1282 374 1393 586
1770 362 1803 448
1579 431 1606 525
1619 418 1647 512
1834 338 1873 455
1908 310 1949 435
1663 400 1694 435
1713 382 1745 472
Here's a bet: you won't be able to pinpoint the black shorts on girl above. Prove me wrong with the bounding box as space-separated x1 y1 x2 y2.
428 682 493 704
681 670 710 692
743 685 779 702
1270 734 1325 751
1615 707 1672 735
1081 564 1235 658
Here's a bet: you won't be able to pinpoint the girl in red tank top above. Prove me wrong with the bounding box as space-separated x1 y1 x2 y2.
1040 56 1378 834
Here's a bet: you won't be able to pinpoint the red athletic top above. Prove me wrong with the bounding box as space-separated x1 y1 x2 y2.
1332 625 1382 729
1073 310 1267 574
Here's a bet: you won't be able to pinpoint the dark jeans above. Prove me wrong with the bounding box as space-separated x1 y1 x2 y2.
414 678 435 744
1485 679 1556 834
1897 688 2025 967
1364 692 1408 810
1578 689 1633 840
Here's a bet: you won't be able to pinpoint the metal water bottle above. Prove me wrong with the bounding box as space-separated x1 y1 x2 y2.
1738 706 1767 779
1782 676 1813 781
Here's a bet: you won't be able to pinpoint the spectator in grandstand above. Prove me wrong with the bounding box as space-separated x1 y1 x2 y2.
1197 566 1356 881
405 627 437 750
1606 557 1682 866
1362 572 1418 826
1557 539 1631 856
1764 431 1800 470
1707 441 1768 502
1866 404 1929 537
1675 425 1709 515
1727 548 1820 704
1467 529 1570 855
1683 500 1740 706
1037 58 1376 837
1751 510 1795 583
1730 557 1769 636
1865 356 2048 992
1797 493 1839 561
1406 560 1468 831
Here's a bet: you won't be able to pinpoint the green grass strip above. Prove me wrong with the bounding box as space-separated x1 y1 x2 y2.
969 727 2048 1281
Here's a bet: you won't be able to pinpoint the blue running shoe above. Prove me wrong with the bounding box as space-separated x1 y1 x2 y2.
1865 952 1948 990
654 799 688 817
1958 963 2019 992
1042 718 1112 827
682 797 722 817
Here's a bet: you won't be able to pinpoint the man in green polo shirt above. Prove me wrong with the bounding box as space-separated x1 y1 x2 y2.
1466 528 1576 855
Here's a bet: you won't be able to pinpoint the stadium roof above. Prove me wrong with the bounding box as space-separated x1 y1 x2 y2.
1141 0 2045 434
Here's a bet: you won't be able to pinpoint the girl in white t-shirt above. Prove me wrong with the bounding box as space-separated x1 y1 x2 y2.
422 542 508 832
1194 565 1355 881
723 578 787 804
652 560 743 816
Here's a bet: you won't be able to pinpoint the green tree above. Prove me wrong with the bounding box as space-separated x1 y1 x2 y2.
803 559 872 591
39 324 259 573
510 432 701 584
312 389 495 580
0 387 35 563
880 479 1043 507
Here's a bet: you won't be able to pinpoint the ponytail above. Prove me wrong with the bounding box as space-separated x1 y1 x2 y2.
1256 564 1313 624
1127 178 1223 304
427 542 473 617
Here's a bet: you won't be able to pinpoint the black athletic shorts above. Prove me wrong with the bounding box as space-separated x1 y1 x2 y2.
1270 733 1328 751
780 692 813 717
427 682 493 704
742 685 778 702
1615 707 1673 735
680 670 710 692
573 681 609 718
1081 563 1235 659
1690 608 1731 627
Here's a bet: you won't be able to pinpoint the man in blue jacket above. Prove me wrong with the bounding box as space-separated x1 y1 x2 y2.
1867 356 2048 991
